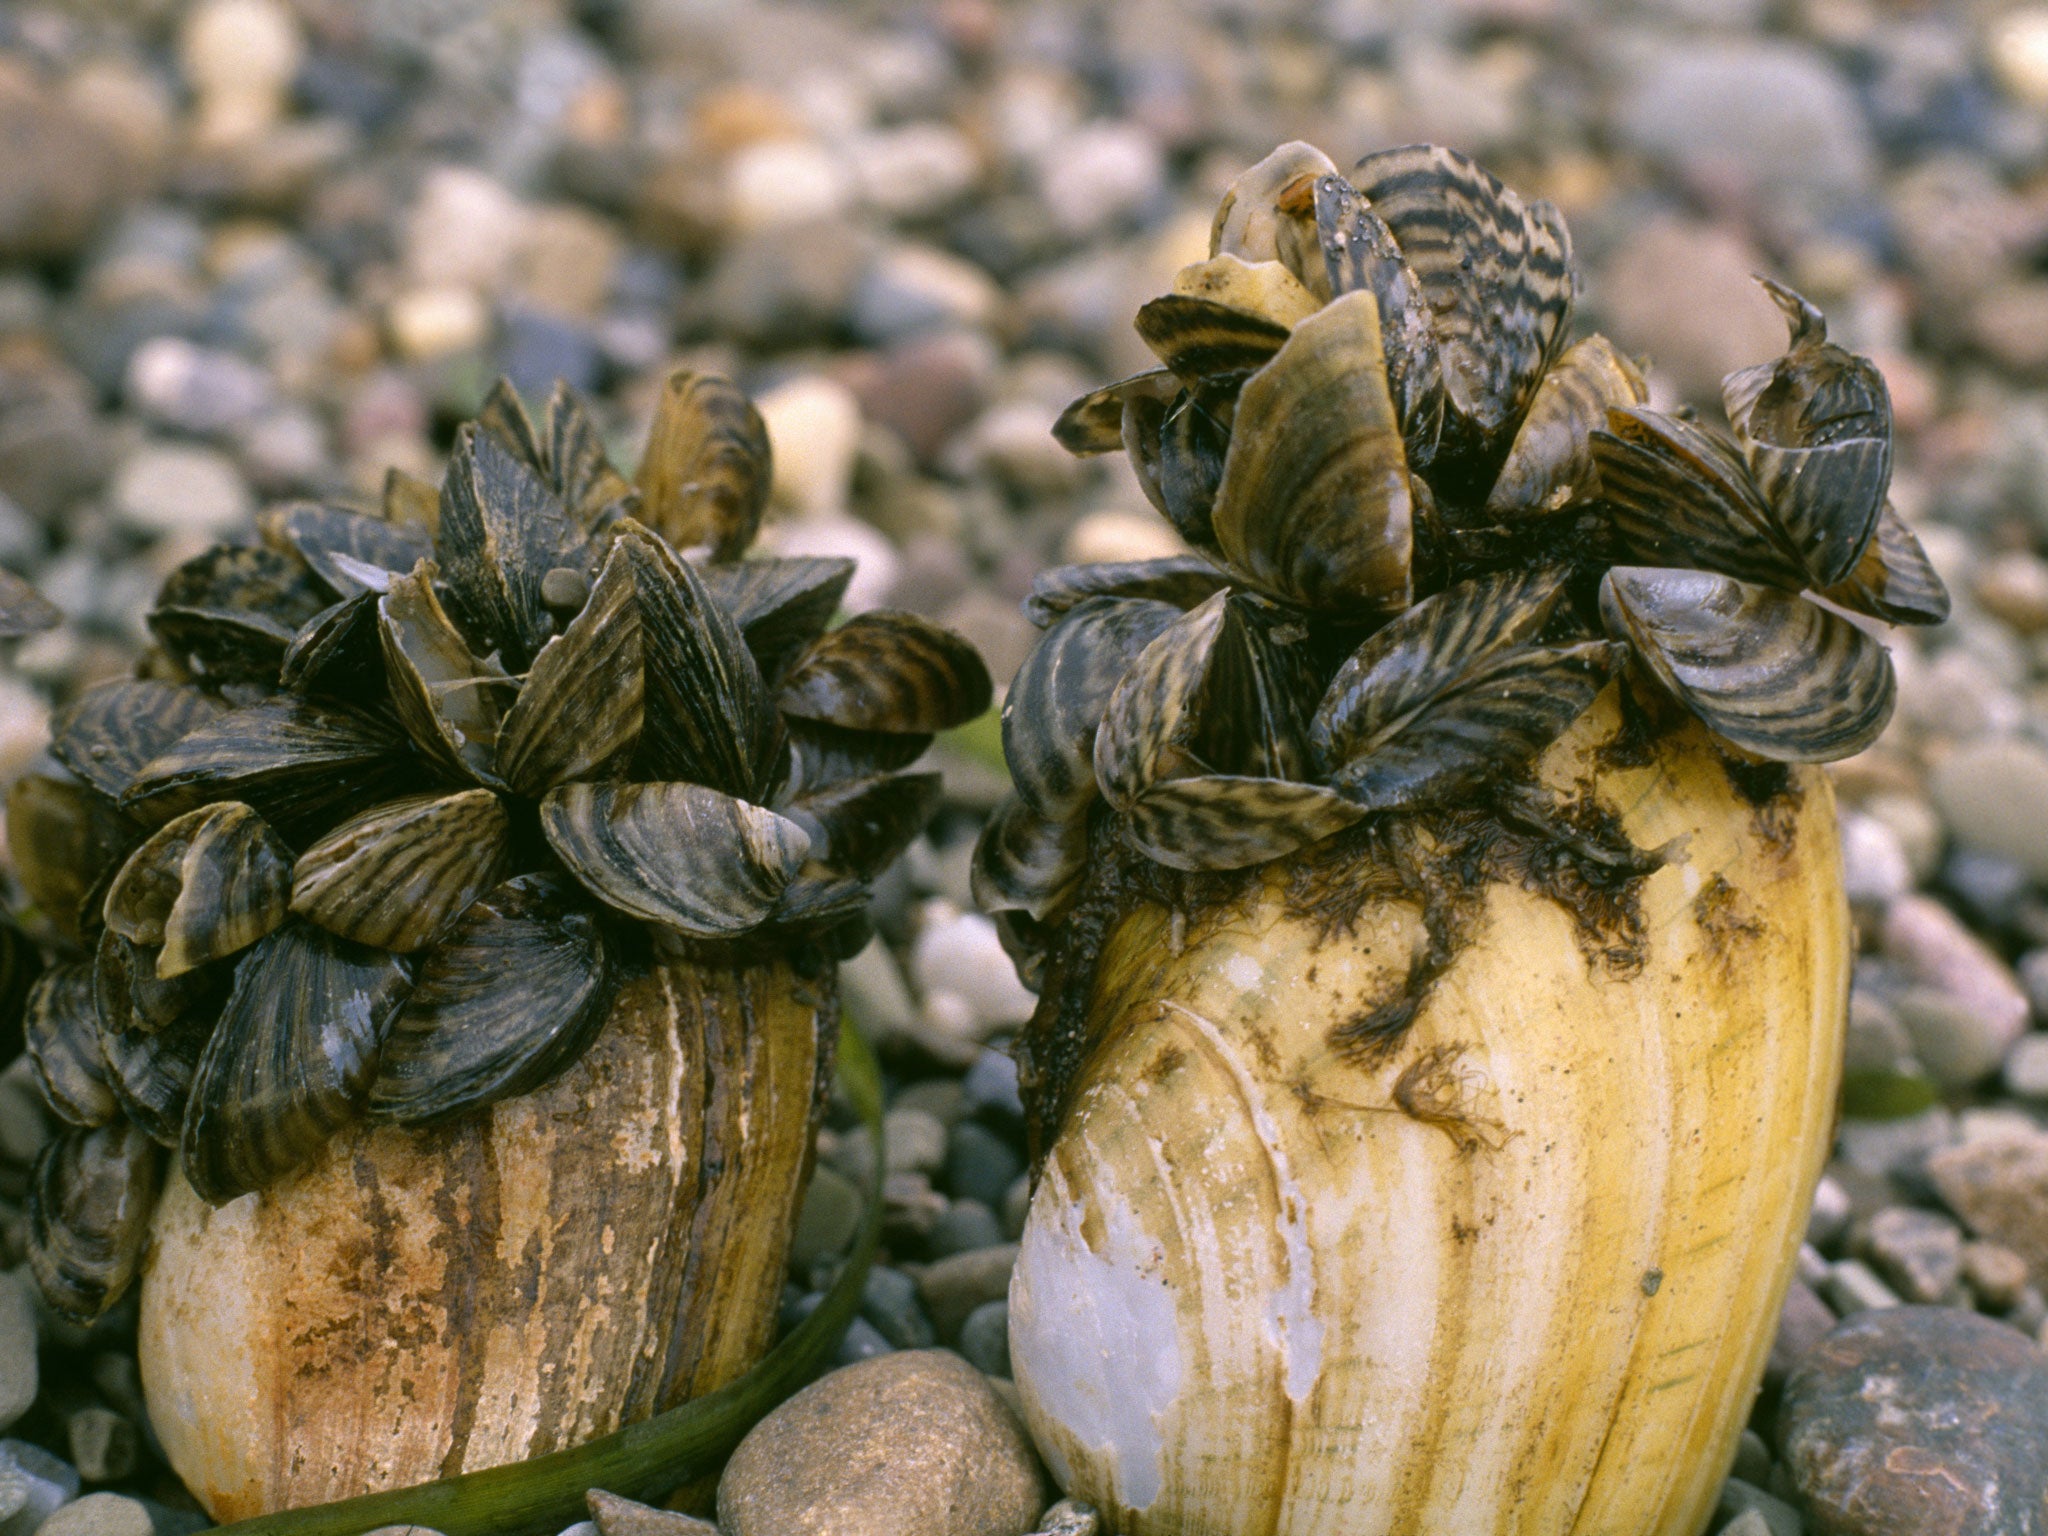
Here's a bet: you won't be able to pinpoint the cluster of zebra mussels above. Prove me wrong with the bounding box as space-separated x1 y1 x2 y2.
14 374 989 1321
976 139 1949 995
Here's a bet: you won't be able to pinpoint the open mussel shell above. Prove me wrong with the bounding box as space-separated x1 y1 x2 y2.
180 921 412 1205
635 370 772 562
1157 391 1232 551
379 562 517 789
148 544 330 685
0 566 60 638
1210 140 1341 265
540 780 810 938
1592 406 1807 591
26 963 117 1128
1053 369 1176 458
1349 143 1574 457
1601 566 1896 762
1485 335 1646 518
290 789 512 953
971 795 1089 921
436 424 586 671
94 928 218 1040
279 591 385 702
782 718 932 798
1209 290 1413 614
495 540 643 794
102 802 292 978
1126 774 1363 872
697 556 857 685
271 502 433 598
619 525 780 800
1134 293 1292 390
98 1001 215 1147
778 611 993 735
369 874 614 1126
1821 503 1951 626
122 695 411 838
1021 558 1229 629
51 680 223 805
27 1120 163 1322
1006 596 1182 820
7 770 138 946
1170 256 1322 330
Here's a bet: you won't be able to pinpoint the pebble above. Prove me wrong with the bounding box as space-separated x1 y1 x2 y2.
110 444 254 540
1028 1503 1099 1536
910 909 1039 1036
1963 1240 2032 1312
1927 1127 2048 1276
65 1407 136 1485
946 1122 1024 1209
125 338 272 435
0 83 120 261
1036 120 1165 238
836 1317 895 1365
1781 1306 2048 1534
0 1443 77 1536
586 1491 717 1536
1596 218 1788 402
757 376 864 518
0 1277 34 1435
957 1299 1011 1378
725 140 857 235
789 1165 865 1271
1880 897 2029 1086
404 167 528 292
1861 1207 1964 1304
1837 1106 1956 1181
32 1493 153 1536
840 941 918 1047
861 1266 935 1350
884 1109 950 1179
388 286 493 361
717 1351 1046 1536
1823 1259 1903 1316
852 246 1002 343
917 1244 1018 1342
1718 1514 1773 1536
1930 737 2048 883
1839 811 1913 908
1714 1478 1802 1536
928 1200 1005 1259
2004 1033 2048 1100
962 1050 1024 1125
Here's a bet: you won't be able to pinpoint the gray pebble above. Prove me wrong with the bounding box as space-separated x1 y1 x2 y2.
1806 1175 1852 1252
788 1165 864 1271
834 1316 895 1365
2003 1032 2048 1100
926 1199 1003 1259
945 1120 1023 1208
1715 1477 1802 1536
1931 737 2048 884
917 1244 1018 1342
883 1108 948 1179
1962 1240 2032 1311
880 1172 948 1250
961 1048 1023 1124
65 1407 135 1485
1716 1511 1773 1536
557 1524 600 1536
587 1488 718 1535
1823 1258 1903 1316
890 1079 966 1127
957 1299 1010 1378
1732 1427 1773 1487
1030 1501 1100 1536
860 1266 934 1349
1837 1107 1956 1181
0 1443 77 1536
0 1276 35 1435
33 1493 152 1536
1861 1206 1965 1304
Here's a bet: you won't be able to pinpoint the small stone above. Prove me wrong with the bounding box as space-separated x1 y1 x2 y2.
110 444 253 539
1881 897 2029 1086
789 1165 864 1270
927 1200 1005 1259
717 1351 1045 1536
881 1173 949 1251
1037 120 1165 238
1030 1502 1099 1536
917 1244 1017 1342
839 941 917 1046
945 1121 1024 1209
910 908 1037 1035
855 124 980 219
33 1493 153 1536
1839 811 1912 908
957 1299 1011 1378
883 1109 948 1179
0 84 121 261
511 206 621 320
1733 1427 1774 1487
1844 990 1915 1078
1930 737 2048 883
1807 1174 1853 1252
962 1049 1023 1125
0 1441 77 1536
1861 1207 1964 1304
756 376 863 518
725 139 856 235
1993 6 2048 111
1596 217 1790 403
405 167 528 292
0 1275 35 1434
1963 1240 2032 1312
584 1491 716 1536
1822 1259 1901 1316
1781 1306 2048 1534
1863 793 1944 885
1717 1515 1771 1536
1715 1477 1802 1536
2004 1033 2048 1100
388 286 493 361
852 246 1001 344
1061 509 1186 567
558 1523 600 1536
1837 1106 1956 1181
65 1408 135 1485
759 514 899 616
835 1317 894 1365
892 1079 967 1127
1928 1128 2048 1277
861 1266 934 1350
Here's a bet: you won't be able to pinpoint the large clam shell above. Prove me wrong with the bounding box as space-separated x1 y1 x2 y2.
1209 290 1413 614
635 371 772 561
540 780 810 938
26 962 116 1128
1600 566 1896 762
494 540 643 794
180 921 412 1204
102 802 292 979
289 789 512 953
27 1120 162 1322
777 611 993 734
1005 596 1182 821
369 874 615 1126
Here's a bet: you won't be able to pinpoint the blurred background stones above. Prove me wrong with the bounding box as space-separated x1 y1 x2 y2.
0 0 2045 1532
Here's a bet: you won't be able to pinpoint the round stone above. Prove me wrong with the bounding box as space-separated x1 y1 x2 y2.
1780 1306 2048 1534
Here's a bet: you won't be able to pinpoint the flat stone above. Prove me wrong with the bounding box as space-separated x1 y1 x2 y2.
917 1244 1018 1342
1781 1306 2048 1535
1861 1207 1965 1303
33 1493 153 1536
587 1488 718 1535
0 1276 34 1434
718 1350 1046 1536
1928 1128 2048 1277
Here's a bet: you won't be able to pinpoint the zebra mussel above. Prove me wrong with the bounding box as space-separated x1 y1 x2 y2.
12 373 989 1320
980 140 1948 948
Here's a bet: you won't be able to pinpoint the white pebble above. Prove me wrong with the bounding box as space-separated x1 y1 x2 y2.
911 906 1038 1033
756 375 863 517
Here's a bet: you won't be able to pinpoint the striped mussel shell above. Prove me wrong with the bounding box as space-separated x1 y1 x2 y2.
28 1119 163 1322
7 369 987 1296
1009 139 1947 917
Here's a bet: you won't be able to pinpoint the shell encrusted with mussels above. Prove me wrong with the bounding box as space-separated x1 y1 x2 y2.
978 142 1949 1109
12 373 989 1321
